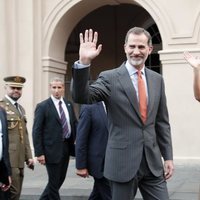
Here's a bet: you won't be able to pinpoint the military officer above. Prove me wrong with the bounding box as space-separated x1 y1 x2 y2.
0 76 34 200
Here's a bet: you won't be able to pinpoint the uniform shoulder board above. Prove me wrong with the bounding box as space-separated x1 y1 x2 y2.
0 104 4 109
0 100 6 109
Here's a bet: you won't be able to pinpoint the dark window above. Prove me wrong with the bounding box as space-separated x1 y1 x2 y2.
145 24 162 74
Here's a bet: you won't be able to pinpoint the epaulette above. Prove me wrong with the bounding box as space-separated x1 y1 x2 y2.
0 104 5 110
0 101 8 109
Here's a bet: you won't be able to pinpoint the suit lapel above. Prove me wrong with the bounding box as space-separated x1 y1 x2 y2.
48 98 61 124
97 102 108 130
0 110 6 149
63 99 72 124
117 65 141 118
48 98 73 126
114 65 158 123
0 110 5 133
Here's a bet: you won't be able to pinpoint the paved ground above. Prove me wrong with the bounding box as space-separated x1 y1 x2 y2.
20 158 200 200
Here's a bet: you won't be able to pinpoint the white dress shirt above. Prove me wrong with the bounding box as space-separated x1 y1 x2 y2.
125 61 149 103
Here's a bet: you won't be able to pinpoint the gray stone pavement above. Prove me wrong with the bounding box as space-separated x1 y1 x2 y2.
20 158 200 200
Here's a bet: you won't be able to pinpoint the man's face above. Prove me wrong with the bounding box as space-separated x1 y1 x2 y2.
50 81 64 99
5 86 22 101
124 33 153 70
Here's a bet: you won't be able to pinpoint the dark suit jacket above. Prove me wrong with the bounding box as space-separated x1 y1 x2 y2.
76 102 108 179
72 63 173 183
0 107 11 184
32 97 77 163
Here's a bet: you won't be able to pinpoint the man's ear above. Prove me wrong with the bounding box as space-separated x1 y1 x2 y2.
149 46 153 55
124 44 127 54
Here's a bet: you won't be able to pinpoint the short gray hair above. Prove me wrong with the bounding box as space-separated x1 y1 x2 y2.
50 77 64 85
125 27 152 46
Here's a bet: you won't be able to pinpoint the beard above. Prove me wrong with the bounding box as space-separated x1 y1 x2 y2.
128 57 144 68
10 97 19 101
9 94 20 101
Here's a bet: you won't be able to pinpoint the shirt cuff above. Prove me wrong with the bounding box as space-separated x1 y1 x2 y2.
73 61 90 69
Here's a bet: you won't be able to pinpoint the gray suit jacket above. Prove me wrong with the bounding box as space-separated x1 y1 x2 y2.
72 63 173 183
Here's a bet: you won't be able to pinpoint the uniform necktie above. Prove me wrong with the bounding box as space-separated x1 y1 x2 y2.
137 70 147 123
14 102 23 143
14 102 21 115
59 101 69 139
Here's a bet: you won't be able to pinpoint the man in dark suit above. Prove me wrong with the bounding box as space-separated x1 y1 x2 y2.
72 27 174 200
32 77 77 200
76 102 111 200
0 107 11 199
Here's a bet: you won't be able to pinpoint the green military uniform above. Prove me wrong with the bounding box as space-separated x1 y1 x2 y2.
0 76 33 200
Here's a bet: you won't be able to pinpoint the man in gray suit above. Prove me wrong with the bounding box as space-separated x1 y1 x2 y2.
72 27 174 200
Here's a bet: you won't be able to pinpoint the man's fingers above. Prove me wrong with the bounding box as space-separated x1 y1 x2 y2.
183 51 191 60
80 29 97 44
88 29 93 42
84 29 89 42
97 44 102 55
79 33 83 44
93 31 98 44
76 172 86 178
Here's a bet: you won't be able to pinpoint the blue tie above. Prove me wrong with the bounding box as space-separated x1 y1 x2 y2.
59 101 69 139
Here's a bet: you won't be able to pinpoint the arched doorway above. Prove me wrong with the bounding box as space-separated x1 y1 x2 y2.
64 4 162 101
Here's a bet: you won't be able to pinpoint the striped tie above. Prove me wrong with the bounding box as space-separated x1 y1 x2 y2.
59 101 69 139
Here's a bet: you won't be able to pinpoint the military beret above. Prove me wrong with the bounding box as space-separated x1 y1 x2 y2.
4 76 26 88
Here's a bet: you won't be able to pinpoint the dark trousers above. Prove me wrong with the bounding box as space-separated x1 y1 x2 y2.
39 140 70 200
0 160 10 200
89 176 111 200
110 155 169 200
0 190 9 200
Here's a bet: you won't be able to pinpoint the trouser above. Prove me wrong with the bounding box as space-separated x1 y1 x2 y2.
39 140 70 200
9 167 24 200
89 176 112 200
0 190 9 200
110 155 169 200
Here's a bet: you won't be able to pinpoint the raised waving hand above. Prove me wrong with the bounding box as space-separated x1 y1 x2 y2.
183 51 200 69
79 29 102 65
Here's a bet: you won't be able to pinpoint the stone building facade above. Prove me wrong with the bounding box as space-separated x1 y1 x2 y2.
0 0 200 160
